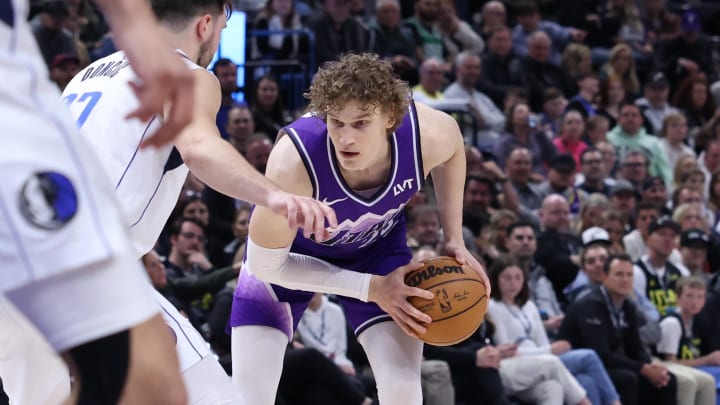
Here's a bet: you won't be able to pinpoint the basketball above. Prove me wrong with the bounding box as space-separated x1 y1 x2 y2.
404 256 488 346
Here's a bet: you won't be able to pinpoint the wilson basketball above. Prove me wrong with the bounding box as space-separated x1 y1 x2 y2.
405 256 487 346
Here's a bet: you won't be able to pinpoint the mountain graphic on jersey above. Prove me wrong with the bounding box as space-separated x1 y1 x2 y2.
320 203 406 248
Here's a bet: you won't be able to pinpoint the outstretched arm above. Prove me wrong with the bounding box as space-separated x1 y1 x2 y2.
95 0 194 148
417 103 491 296
173 71 336 238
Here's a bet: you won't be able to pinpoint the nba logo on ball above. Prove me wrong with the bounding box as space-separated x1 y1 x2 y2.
405 256 488 346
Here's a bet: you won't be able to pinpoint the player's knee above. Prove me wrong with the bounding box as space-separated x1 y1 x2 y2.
67 330 130 405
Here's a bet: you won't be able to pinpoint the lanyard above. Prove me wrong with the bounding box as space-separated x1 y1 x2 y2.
600 286 625 333
300 308 326 345
502 302 532 338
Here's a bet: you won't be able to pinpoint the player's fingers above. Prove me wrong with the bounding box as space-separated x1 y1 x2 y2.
393 310 427 335
400 300 432 324
390 314 418 338
398 262 424 275
320 203 338 229
285 200 299 230
406 285 433 301
142 88 194 149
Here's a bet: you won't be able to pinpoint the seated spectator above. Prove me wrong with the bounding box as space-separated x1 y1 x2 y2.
475 1 506 40
251 0 309 65
212 58 240 140
671 157 701 195
225 105 257 155
517 31 571 111
32 1 77 67
655 10 717 92
561 44 594 97
224 205 251 266
307 0 370 68
656 277 719 405
488 256 618 405
406 204 442 251
623 202 661 262
597 140 619 178
608 180 639 230
49 54 80 91
555 0 620 67
560 253 679 405
443 51 506 147
506 147 544 211
511 0 586 67
678 230 711 280
566 73 599 119
176 193 228 267
599 43 641 101
601 209 629 255
658 113 696 174
494 102 557 176
250 75 289 141
574 194 610 235
483 209 519 266
553 110 589 168
506 222 564 328
585 115 611 146
564 231 611 303
607 102 673 185
618 149 650 190
478 25 524 108
640 176 670 215
370 0 418 84
535 195 584 296
635 72 680 136
597 74 626 129
614 0 653 74
708 172 720 226
672 74 716 141
577 148 613 196
699 140 720 194
411 58 454 107
403 0 444 63
539 87 568 139
536 155 589 217
634 217 690 316
436 0 483 66
641 0 680 42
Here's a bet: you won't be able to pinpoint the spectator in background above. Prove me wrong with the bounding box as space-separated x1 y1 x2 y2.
517 31 570 111
601 209 629 255
225 205 251 266
443 51 506 148
212 58 239 140
561 43 593 96
618 150 649 190
64 0 108 56
49 53 80 91
672 74 716 140
403 0 444 63
535 194 584 297
371 0 419 83
539 87 568 139
641 0 680 42
655 10 717 92
475 1 507 40
243 133 273 175
615 0 653 70
536 155 589 218
511 0 586 67
142 250 168 291
566 73 599 119
308 0 370 68
585 115 610 146
623 202 661 263
564 233 611 303
578 148 612 196
656 277 719 405
600 44 641 101
407 204 442 251
553 111 589 168
494 102 557 176
671 157 701 195
575 194 611 236
607 103 672 185
32 0 77 68
608 180 639 229
597 74 627 129
636 72 679 136
698 139 720 194
250 75 287 140
478 26 523 108
640 176 670 215
411 58 451 106
506 147 544 211
436 0 483 66
678 229 710 279
252 0 307 63
560 253 678 405
658 114 695 174
225 105 256 155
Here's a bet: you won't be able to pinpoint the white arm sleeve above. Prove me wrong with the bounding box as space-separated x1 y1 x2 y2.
246 238 372 302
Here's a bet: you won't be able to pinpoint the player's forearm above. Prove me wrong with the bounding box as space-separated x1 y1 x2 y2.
181 134 281 207
246 239 372 302
431 138 466 245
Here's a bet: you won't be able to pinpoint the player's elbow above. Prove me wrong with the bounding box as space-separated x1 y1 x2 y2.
245 238 291 284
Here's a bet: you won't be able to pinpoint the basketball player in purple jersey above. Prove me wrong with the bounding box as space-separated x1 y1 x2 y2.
230 53 490 404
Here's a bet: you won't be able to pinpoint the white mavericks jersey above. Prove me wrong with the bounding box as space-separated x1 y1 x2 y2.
1 0 132 290
62 51 203 256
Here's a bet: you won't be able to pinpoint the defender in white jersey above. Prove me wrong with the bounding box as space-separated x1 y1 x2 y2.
61 0 336 403
0 0 196 404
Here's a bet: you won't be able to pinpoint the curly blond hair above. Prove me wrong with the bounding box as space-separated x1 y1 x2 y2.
304 53 410 132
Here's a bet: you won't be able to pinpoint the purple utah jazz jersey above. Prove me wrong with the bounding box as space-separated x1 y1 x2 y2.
285 100 425 261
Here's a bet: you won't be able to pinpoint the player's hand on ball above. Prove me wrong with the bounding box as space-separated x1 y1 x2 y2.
444 243 491 298
267 191 338 241
368 262 434 338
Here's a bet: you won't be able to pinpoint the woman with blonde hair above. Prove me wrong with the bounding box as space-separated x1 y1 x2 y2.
575 193 610 235
600 209 627 254
672 155 701 193
600 43 640 99
659 113 696 172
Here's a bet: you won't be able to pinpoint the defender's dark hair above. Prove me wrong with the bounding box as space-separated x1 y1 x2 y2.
151 0 231 27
